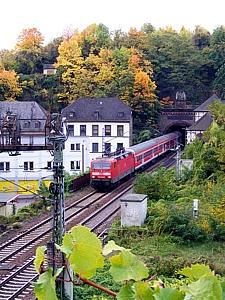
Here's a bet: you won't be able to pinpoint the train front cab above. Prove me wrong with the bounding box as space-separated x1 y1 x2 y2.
90 160 112 190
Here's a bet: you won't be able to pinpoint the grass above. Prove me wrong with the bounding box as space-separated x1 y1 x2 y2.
108 226 225 277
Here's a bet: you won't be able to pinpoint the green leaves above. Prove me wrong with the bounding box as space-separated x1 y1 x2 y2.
117 282 154 300
103 240 127 257
179 264 213 281
109 249 149 282
184 275 223 300
57 225 104 278
179 264 222 300
34 246 46 274
154 288 184 300
33 267 63 300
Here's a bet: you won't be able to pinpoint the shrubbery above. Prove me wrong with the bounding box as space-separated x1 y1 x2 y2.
133 167 225 243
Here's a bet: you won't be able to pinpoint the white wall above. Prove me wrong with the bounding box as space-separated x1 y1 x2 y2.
63 121 131 175
186 130 202 144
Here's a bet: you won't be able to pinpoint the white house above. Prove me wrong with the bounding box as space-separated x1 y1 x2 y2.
186 94 220 144
0 101 53 194
43 64 56 75
61 97 133 174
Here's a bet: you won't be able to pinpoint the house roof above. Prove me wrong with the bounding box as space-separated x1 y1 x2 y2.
43 64 56 69
187 112 212 131
0 101 48 132
62 97 132 122
194 94 220 112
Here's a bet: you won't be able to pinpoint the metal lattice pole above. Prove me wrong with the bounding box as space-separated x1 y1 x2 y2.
48 114 67 299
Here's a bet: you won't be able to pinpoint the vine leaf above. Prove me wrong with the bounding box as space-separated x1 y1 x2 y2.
34 246 47 274
154 287 184 300
103 240 127 257
33 267 63 300
134 281 155 300
109 249 149 282
117 284 135 300
184 275 222 300
179 264 213 281
117 282 154 300
56 225 104 278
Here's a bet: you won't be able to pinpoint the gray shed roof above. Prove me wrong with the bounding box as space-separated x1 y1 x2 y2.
0 193 19 203
188 113 212 131
194 94 220 112
62 97 132 122
0 101 48 132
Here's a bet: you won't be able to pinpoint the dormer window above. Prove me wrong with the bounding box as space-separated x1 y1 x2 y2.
69 112 75 118
94 111 99 119
117 112 124 118
35 121 40 128
24 121 30 128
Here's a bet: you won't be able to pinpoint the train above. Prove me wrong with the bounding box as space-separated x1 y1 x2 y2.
90 132 181 190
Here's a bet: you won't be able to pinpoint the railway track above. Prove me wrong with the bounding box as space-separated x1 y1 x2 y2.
0 154 176 300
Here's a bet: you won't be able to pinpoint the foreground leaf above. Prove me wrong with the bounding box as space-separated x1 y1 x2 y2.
34 267 63 300
34 246 47 274
109 249 148 282
154 288 184 300
103 240 127 257
117 284 135 300
58 225 104 278
184 275 222 300
179 264 213 281
134 281 154 300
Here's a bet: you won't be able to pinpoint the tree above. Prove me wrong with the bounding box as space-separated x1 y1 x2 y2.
42 37 63 64
16 28 44 51
147 27 213 103
193 25 210 49
0 68 22 101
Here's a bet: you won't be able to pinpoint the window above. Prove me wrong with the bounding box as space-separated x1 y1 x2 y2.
71 161 81 170
92 143 99 153
117 125 124 137
0 162 10 171
92 125 99 136
5 162 10 171
71 143 80 151
105 125 111 136
94 111 99 119
35 121 40 128
24 121 30 129
117 112 124 118
117 143 123 150
70 161 75 170
24 161 34 171
69 112 75 118
47 161 52 169
76 161 80 170
104 142 111 153
29 136 33 145
67 125 74 136
92 162 110 169
80 125 86 136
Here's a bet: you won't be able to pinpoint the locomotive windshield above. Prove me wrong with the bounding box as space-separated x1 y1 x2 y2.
92 161 111 169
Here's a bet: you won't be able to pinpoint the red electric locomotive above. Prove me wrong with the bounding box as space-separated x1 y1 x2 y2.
90 132 180 190
90 150 135 189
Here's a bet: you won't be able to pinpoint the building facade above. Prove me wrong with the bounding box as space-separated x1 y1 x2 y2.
62 97 133 174
0 101 53 193
186 94 220 144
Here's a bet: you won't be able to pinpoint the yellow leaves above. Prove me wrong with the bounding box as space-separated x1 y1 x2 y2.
0 69 22 101
16 28 44 51
134 70 156 98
